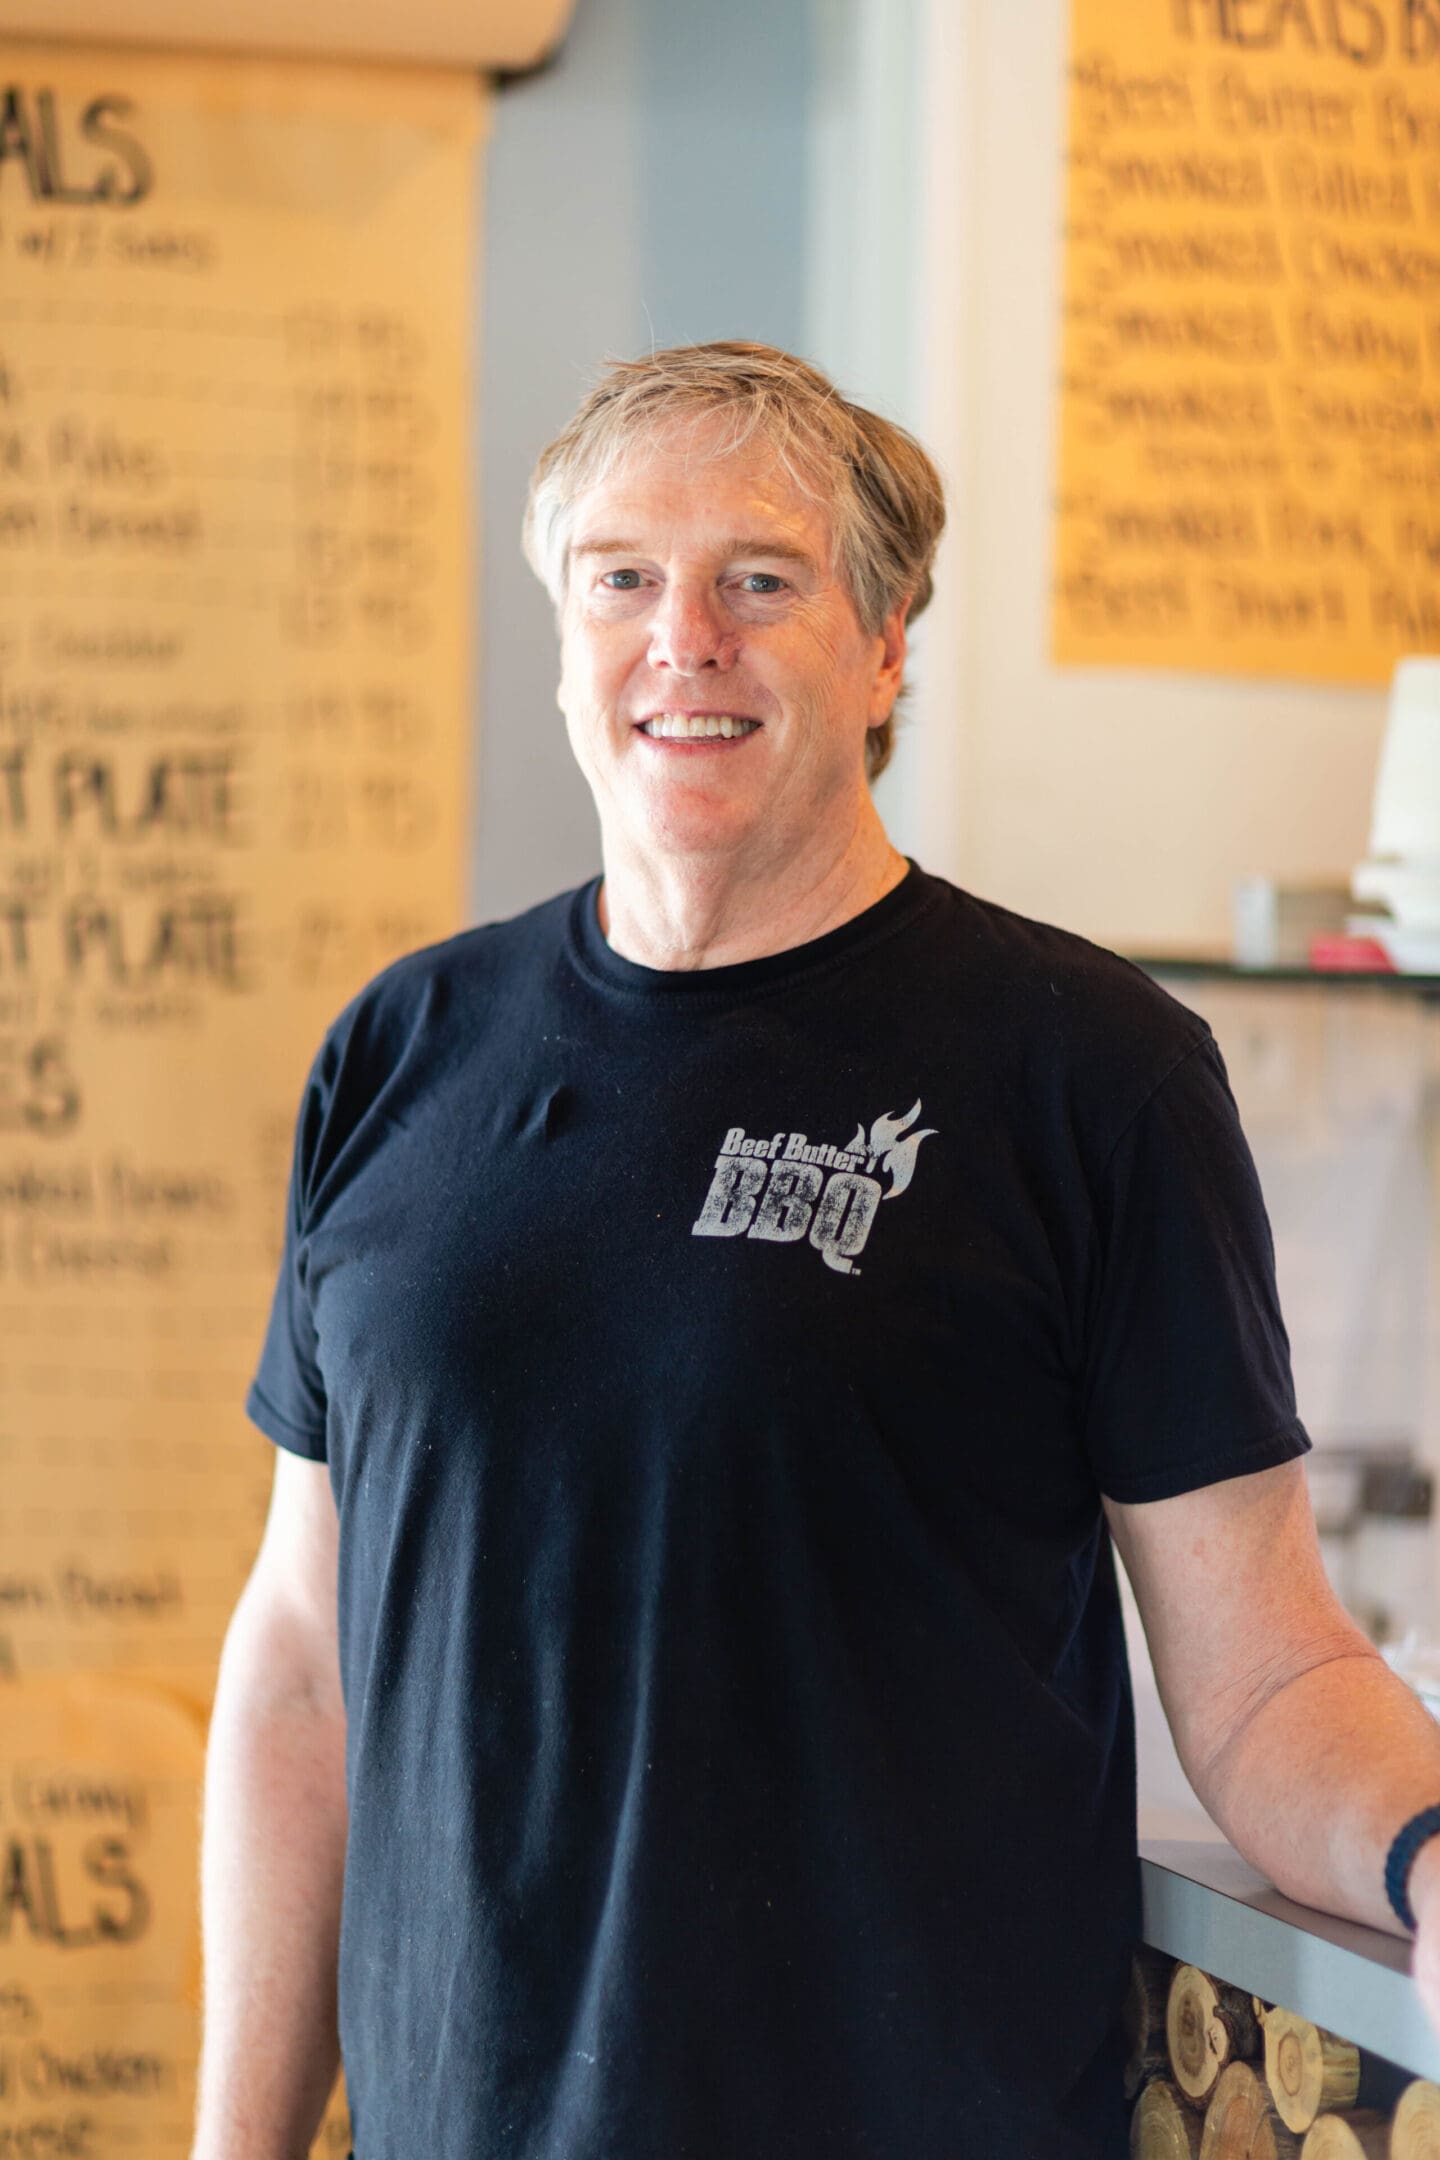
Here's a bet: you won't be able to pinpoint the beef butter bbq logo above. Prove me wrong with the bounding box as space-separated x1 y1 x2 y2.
691 1103 935 1276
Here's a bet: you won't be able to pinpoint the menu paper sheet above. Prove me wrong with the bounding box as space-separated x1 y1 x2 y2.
9 0 580 73
0 43 481 2157
1 1677 205 2157
1054 0 1440 681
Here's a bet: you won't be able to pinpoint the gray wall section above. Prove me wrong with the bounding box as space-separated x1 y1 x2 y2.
634 3 811 361
472 0 816 925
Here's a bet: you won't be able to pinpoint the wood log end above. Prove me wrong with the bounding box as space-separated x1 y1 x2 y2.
1264 2009 1360 2134
1126 1946 1178 2099
1132 2076 1204 2159
1393 2077 1440 2160
1199 2060 1303 2160
1297 2109 1391 2159
1169 1962 1262 2107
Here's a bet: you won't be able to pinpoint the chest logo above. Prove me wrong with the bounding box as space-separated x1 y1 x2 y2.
690 1102 936 1276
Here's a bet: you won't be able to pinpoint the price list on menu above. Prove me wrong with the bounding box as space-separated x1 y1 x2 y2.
1054 0 1440 681
0 45 480 2153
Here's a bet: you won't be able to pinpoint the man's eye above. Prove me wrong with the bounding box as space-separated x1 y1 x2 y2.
600 569 644 590
738 573 785 594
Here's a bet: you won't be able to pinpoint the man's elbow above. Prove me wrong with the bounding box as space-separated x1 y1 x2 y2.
1173 1630 1384 1820
215 1571 346 1728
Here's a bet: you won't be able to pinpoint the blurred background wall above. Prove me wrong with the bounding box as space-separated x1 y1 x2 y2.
474 0 931 921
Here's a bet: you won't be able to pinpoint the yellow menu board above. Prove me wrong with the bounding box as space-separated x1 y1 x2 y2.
1054 0 1440 681
2 1677 205 2156
0 43 482 2157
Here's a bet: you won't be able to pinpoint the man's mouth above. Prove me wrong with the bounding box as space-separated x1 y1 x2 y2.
637 714 762 741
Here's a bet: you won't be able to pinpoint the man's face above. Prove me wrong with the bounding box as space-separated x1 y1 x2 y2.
556 424 906 876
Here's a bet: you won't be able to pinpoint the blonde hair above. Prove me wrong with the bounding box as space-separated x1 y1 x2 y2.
523 341 946 781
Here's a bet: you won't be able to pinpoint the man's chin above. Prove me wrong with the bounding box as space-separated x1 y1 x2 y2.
623 780 770 863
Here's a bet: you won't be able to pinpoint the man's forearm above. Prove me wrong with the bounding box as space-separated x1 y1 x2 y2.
192 1595 349 2160
1195 1645 1440 1937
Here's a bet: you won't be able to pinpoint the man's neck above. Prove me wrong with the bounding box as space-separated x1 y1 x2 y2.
597 805 909 972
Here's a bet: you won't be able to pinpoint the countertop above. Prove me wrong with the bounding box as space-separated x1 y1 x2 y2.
1140 1838 1440 2079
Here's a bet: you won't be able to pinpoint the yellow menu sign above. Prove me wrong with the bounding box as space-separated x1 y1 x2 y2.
0 43 481 2157
1055 0 1440 680
2 1677 204 2157
0 41 479 1694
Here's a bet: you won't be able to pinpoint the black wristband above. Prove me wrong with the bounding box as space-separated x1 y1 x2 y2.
1384 1805 1440 1932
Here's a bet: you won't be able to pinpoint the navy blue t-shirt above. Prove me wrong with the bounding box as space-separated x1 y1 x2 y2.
247 864 1310 2160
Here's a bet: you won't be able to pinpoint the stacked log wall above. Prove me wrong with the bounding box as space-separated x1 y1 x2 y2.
1127 1948 1434 2160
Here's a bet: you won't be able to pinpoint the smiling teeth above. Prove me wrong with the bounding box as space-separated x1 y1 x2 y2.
641 714 759 740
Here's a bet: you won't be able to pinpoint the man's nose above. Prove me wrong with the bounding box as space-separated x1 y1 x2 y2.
647 580 738 674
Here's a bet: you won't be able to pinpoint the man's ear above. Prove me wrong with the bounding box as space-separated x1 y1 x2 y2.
869 597 911 725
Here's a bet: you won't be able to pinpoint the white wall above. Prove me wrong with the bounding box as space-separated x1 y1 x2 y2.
903 0 1391 955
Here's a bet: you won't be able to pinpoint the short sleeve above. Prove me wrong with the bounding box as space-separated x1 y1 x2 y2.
245 1048 330 1461
1082 1032 1311 1503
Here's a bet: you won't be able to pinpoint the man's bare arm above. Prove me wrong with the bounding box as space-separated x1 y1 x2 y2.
1105 1459 1440 2029
191 1450 348 2160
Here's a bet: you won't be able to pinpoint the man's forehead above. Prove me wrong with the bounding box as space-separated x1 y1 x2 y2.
567 442 834 569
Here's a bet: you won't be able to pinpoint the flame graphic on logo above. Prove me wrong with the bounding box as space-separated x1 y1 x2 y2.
845 1100 936 1199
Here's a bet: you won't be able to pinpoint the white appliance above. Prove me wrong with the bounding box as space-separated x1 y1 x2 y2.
1351 659 1440 967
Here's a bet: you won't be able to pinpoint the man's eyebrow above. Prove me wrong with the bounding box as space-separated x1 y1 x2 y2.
714 536 820 571
570 534 820 571
570 537 643 558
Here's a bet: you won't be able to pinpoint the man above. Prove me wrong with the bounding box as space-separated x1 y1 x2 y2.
193 342 1440 2160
